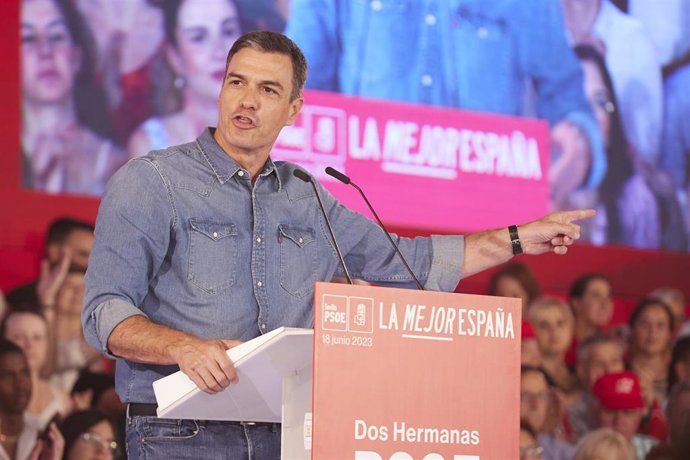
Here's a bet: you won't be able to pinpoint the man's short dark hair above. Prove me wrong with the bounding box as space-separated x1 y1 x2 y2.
46 217 94 246
225 30 307 101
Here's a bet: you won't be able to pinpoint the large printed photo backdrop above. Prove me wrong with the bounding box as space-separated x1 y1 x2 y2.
19 0 690 250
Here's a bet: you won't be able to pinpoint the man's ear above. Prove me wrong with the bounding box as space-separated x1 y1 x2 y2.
286 97 304 126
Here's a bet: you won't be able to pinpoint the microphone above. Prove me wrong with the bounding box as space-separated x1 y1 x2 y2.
325 166 424 290
292 169 354 284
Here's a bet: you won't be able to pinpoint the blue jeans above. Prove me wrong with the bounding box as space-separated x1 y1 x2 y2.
126 416 281 460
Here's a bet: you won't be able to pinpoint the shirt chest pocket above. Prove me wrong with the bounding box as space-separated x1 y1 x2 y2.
278 224 318 298
187 219 238 294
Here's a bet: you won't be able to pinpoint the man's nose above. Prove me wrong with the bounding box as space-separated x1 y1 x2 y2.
240 88 258 109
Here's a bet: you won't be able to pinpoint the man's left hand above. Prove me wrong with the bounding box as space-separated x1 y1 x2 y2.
518 209 596 255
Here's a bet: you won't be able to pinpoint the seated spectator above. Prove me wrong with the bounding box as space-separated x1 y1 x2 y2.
59 410 120 460
574 45 663 248
568 334 626 440
568 274 614 365
50 271 103 392
2 308 71 427
488 262 541 313
562 0 663 165
0 339 63 460
5 217 94 311
127 0 242 156
521 366 576 460
646 381 690 460
522 321 542 368
628 298 674 404
21 0 125 195
648 287 687 338
592 371 657 459
573 427 634 460
519 419 544 460
529 297 578 394
70 372 125 459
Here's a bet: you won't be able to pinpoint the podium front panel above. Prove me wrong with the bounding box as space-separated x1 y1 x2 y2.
312 282 521 459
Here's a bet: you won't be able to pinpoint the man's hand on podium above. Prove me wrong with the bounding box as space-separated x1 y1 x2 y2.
171 337 242 394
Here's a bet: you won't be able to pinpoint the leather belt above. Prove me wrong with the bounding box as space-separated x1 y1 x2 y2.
127 404 281 431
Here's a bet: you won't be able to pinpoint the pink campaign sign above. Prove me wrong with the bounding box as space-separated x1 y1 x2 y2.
273 90 551 232
312 282 522 459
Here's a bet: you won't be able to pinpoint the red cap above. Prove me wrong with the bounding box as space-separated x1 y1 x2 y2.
521 321 536 340
593 371 645 410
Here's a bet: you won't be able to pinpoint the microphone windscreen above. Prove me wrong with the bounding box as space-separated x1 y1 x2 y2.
325 167 351 184
293 169 312 182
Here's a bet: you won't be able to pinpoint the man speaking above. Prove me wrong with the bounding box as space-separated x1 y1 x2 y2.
83 31 593 459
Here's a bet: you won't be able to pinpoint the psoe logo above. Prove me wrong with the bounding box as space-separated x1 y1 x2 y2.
322 295 348 332
349 297 374 334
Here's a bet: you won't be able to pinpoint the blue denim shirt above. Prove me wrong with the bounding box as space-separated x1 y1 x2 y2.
83 128 463 403
285 0 606 188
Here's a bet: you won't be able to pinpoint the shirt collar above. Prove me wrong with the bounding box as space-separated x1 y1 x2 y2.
196 128 282 191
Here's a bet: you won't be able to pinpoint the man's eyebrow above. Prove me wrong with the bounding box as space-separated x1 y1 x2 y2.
226 72 284 90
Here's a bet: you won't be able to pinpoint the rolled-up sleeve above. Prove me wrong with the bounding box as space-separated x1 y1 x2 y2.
425 235 464 292
82 157 175 357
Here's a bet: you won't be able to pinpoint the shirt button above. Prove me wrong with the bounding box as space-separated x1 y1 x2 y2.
212 232 218 238
425 14 437 26
257 281 263 287
261 324 267 330
421 74 433 86
371 0 382 11
237 171 245 177
298 237 304 244
256 237 262 243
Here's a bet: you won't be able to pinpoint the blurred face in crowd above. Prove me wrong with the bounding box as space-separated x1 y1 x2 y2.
582 60 614 146
578 342 625 390
494 275 530 309
573 278 613 330
521 371 551 433
0 352 32 415
632 303 672 356
55 272 86 316
532 307 574 356
67 419 118 460
519 428 542 460
168 0 241 102
4 312 49 373
522 339 542 368
21 0 80 104
598 407 643 441
46 227 95 273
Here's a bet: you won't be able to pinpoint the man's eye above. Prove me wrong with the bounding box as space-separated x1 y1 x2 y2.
263 87 276 94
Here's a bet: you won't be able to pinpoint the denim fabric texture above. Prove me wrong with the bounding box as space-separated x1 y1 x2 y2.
286 0 606 188
125 415 281 460
83 128 464 404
